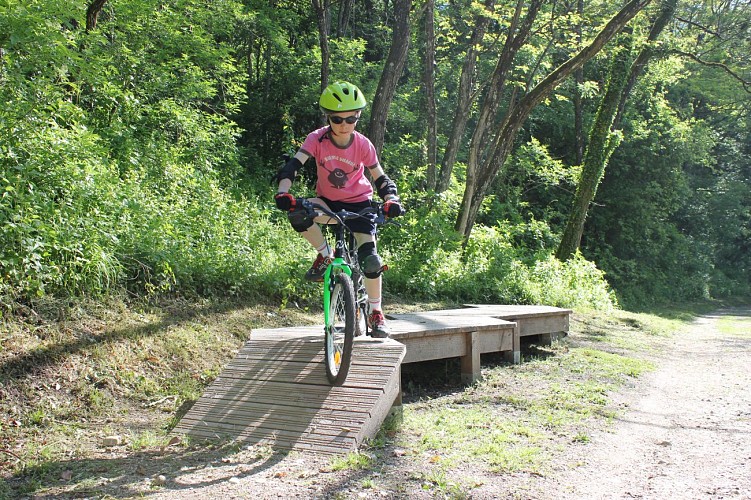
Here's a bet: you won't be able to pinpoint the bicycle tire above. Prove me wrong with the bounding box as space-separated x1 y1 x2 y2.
325 273 356 385
349 267 368 337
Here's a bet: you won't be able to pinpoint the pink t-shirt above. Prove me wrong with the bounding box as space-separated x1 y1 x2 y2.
300 127 378 203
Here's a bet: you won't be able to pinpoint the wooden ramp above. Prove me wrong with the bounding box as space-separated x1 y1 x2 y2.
172 327 405 455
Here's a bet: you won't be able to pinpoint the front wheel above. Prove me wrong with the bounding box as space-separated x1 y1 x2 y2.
325 273 356 385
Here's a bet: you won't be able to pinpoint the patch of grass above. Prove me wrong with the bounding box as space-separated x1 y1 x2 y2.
128 430 167 451
416 469 471 498
396 307 675 482
402 404 545 473
328 451 374 472
717 316 751 338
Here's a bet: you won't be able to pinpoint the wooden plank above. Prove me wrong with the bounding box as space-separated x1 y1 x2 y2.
400 332 468 363
193 394 379 418
181 425 356 455
179 421 359 451
387 314 515 337
513 314 569 336
177 409 368 435
462 304 573 318
477 328 514 354
196 391 379 414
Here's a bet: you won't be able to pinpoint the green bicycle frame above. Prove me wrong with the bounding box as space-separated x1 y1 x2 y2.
322 257 353 328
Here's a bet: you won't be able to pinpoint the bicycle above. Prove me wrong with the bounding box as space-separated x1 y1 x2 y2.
296 199 393 385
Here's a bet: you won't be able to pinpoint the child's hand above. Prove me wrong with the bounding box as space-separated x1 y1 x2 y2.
275 192 297 211
383 200 405 218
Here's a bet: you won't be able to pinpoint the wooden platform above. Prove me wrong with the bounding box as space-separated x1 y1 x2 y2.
385 312 517 381
394 304 572 345
172 305 571 455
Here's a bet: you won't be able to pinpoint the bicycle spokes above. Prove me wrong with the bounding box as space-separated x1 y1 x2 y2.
324 274 355 384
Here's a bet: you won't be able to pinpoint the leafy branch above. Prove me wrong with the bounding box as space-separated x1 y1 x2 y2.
674 50 751 93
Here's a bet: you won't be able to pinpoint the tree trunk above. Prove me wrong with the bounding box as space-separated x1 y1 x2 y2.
457 0 543 233
573 0 585 165
86 0 108 31
456 0 652 238
336 0 354 37
557 0 677 260
614 0 678 128
312 0 331 91
424 0 438 191
556 33 633 261
367 0 412 157
436 0 495 193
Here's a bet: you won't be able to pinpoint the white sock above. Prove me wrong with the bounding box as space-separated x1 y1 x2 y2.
368 298 382 314
316 242 331 258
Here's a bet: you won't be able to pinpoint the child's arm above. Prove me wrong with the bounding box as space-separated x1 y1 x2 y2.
277 151 310 193
369 164 405 217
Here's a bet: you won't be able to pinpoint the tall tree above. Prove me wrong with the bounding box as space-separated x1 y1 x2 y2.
456 0 545 234
436 0 495 193
312 0 331 90
557 0 678 260
557 32 633 260
456 0 652 238
367 0 412 156
423 0 438 190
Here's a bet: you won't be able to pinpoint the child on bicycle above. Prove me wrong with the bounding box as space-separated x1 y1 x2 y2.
273 81 404 338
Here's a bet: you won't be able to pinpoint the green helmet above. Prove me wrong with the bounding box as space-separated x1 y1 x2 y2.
319 81 367 112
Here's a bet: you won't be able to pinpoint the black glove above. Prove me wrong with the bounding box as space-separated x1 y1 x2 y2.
383 200 405 218
275 192 296 211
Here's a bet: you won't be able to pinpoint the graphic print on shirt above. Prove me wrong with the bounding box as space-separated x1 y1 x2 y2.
320 155 359 189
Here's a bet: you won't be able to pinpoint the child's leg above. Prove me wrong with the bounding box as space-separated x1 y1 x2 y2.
289 197 332 257
365 277 382 313
300 224 331 257
354 233 382 313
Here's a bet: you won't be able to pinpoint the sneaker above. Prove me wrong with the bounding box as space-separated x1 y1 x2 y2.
368 310 390 338
304 254 332 282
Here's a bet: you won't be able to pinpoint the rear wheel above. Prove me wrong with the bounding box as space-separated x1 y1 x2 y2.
350 268 368 337
325 273 356 385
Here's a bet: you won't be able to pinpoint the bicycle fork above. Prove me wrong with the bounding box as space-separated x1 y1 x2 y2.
322 258 352 328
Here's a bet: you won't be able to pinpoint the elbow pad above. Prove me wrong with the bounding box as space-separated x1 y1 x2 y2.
374 174 398 200
274 157 302 184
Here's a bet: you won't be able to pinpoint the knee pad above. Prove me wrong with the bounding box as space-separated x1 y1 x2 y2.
288 208 314 232
358 242 386 278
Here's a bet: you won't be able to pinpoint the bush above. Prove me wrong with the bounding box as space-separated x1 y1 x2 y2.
380 196 616 310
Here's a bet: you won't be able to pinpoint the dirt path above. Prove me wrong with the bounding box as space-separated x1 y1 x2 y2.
530 308 751 499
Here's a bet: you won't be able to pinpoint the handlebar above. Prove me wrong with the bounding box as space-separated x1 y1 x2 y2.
297 199 396 227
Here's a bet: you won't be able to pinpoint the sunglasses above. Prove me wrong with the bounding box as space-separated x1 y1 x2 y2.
328 114 360 125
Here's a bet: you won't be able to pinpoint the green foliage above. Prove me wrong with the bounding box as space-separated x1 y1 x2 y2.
1 0 749 312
